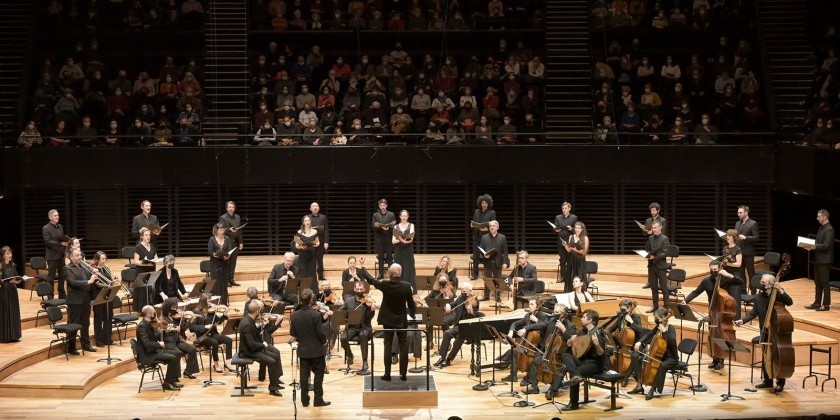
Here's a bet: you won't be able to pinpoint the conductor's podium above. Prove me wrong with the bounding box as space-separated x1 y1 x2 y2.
362 375 438 408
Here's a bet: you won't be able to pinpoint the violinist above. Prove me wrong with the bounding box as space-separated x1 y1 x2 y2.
190 293 234 373
317 280 342 353
160 298 200 379
509 251 539 307
341 256 375 299
606 299 647 337
681 261 743 370
339 281 379 372
628 308 678 400
522 303 576 400
734 274 793 393
562 309 609 411
137 305 183 390
256 300 284 383
91 251 120 347
426 273 455 300
432 255 459 289
268 252 300 306
240 300 283 397
155 255 187 304
434 283 480 368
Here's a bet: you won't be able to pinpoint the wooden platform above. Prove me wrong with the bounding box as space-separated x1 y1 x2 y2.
3 253 839 419
361 375 438 408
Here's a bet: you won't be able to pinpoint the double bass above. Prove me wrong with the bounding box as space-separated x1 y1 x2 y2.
761 254 793 380
640 311 673 386
708 251 737 361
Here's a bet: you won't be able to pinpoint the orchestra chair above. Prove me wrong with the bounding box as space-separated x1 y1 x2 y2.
582 371 625 411
584 261 599 298
35 281 66 326
513 280 544 309
742 275 764 314
130 338 165 393
664 245 680 272
112 296 139 345
121 246 137 270
668 337 698 396
231 352 256 397
27 257 53 300
743 252 780 308
664 268 686 302
120 268 137 309
46 306 83 360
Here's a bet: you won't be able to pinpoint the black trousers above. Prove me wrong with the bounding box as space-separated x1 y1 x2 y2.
341 326 371 361
209 333 232 361
382 325 408 377
314 246 326 280
67 302 91 350
249 345 283 391
165 340 199 375
561 353 604 406
527 353 567 391
227 253 238 285
439 325 466 361
300 355 326 402
648 266 669 309
482 260 503 299
153 348 182 384
47 259 65 299
814 263 831 307
374 232 393 277
91 301 113 346
559 241 572 291
740 254 756 294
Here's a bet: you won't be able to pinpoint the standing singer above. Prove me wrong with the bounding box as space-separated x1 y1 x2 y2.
219 201 244 287
371 199 396 278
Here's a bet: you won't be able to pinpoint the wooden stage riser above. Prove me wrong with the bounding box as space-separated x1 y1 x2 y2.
0 361 134 399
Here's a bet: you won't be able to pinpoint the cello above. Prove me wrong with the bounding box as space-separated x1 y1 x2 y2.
516 302 543 374
761 254 793 380
611 301 639 375
639 311 673 386
539 308 574 383
707 251 737 362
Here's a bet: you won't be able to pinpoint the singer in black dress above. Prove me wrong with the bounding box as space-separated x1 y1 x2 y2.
564 222 590 284
132 228 158 311
295 215 320 295
0 247 22 343
208 223 234 305
392 210 417 291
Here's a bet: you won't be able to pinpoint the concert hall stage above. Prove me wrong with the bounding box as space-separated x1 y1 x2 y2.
3 254 838 419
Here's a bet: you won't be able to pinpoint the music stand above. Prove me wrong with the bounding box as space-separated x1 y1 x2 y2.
667 303 708 392
426 307 445 356
483 277 511 313
189 279 209 298
93 284 122 365
409 307 431 373
711 337 749 401
502 334 541 407
286 277 314 296
416 275 435 292
485 325 512 391
333 309 365 375
130 272 153 312
221 317 244 367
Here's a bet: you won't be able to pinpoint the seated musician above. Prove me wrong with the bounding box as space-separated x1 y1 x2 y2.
734 273 793 393
606 298 649 386
190 293 234 373
434 283 480 368
432 255 459 290
681 261 743 370
339 281 379 372
244 288 285 381
426 273 456 300
155 255 187 304
562 309 609 411
500 298 548 379
522 302 576 400
627 308 679 400
240 300 284 396
317 279 342 356
160 298 200 380
569 276 595 313
341 256 375 299
509 251 539 308
268 252 300 306
136 305 183 390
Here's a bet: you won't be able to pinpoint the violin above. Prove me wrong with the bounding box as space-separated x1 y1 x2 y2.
412 293 429 308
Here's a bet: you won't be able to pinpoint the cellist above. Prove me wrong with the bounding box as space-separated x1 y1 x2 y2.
606 298 649 386
522 302 576 400
500 298 547 381
627 308 679 400
734 273 793 393
680 260 743 370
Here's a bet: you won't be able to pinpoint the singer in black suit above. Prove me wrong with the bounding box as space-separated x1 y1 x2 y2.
553 201 578 290
42 209 68 299
63 248 96 354
805 209 834 310
131 200 162 248
364 264 417 381
644 221 670 311
735 205 759 293
478 220 510 301
268 252 301 306
372 199 396 277
136 305 182 390
308 202 329 281
290 289 331 406
240 300 283 396
471 194 496 279
219 201 244 286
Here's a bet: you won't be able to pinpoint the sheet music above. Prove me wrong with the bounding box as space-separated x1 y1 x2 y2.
634 249 649 258
635 220 646 231
478 246 494 255
704 253 720 261
797 236 816 248
237 222 248 229
714 228 726 238
159 223 169 231
143 257 164 263
546 220 557 229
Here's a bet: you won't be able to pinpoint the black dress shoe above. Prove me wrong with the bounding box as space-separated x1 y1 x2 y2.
645 388 655 400
230 282 241 287
163 382 181 391
545 390 556 400
755 381 773 389
567 375 583 386
67 349 81 356
258 376 266 382
501 374 516 382
269 390 282 397
83 346 97 352
183 372 197 379
439 359 451 367
628 387 645 395
400 375 407 381
314 400 331 407
774 385 784 394
380 375 392 381
804 304 820 310
645 308 656 313
347 355 354 366
520 379 529 386
563 404 580 411
301 399 310 407
641 283 651 289
523 385 540 394
816 306 830 311
479 296 490 302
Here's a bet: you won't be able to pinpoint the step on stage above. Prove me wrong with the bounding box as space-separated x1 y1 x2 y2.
362 375 438 408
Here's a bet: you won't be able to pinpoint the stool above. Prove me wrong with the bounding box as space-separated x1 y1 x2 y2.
749 335 762 383
802 344 837 391
231 353 256 397
583 372 625 411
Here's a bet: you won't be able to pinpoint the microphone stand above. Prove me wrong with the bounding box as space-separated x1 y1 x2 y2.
693 317 708 392
289 338 299 420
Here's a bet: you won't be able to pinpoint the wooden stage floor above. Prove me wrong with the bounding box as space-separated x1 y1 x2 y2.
4 253 839 419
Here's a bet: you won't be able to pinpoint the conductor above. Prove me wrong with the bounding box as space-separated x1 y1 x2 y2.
364 264 416 381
